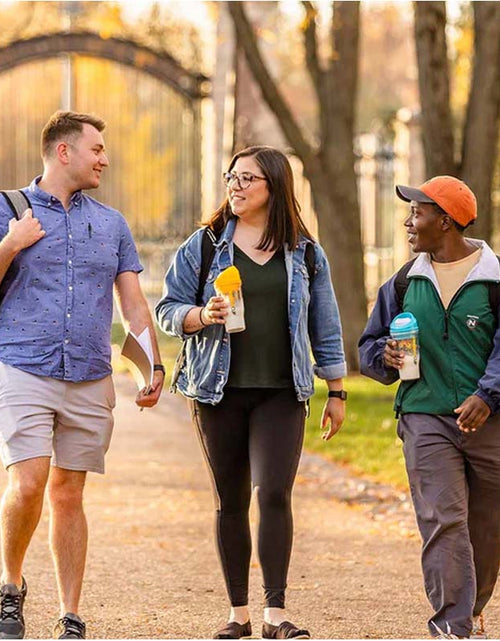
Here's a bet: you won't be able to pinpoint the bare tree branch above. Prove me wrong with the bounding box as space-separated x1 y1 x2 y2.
227 1 366 368
301 1 323 103
226 1 315 163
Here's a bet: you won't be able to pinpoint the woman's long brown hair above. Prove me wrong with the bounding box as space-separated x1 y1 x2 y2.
206 146 314 250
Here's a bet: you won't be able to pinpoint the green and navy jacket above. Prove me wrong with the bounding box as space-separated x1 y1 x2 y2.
359 240 500 416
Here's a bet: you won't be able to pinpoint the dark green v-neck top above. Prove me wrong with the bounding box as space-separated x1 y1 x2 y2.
226 245 293 388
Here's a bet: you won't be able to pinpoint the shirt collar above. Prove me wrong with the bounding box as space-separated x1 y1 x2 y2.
28 176 82 207
218 217 237 246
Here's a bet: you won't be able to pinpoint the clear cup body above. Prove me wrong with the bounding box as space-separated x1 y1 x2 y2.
391 330 420 380
216 286 245 333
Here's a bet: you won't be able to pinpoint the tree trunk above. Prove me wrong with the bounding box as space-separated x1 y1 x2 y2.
228 1 366 371
306 163 366 372
413 1 456 177
414 1 500 243
460 2 500 240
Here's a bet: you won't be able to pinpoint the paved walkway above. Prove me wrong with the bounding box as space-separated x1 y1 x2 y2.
5 374 500 638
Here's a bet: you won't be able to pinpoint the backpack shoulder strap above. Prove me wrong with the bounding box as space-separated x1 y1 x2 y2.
196 226 219 306
0 190 31 220
488 255 500 322
394 257 417 309
393 255 500 321
304 242 315 284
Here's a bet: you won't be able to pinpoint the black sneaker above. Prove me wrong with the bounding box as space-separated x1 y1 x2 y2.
0 578 27 639
54 613 86 639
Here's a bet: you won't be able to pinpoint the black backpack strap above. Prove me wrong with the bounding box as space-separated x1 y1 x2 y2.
196 226 219 306
304 242 315 284
394 258 417 309
393 255 500 320
0 190 31 220
488 256 500 323
197 231 315 305
171 226 219 394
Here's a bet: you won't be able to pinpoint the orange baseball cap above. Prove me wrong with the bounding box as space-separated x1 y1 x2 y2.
396 175 477 227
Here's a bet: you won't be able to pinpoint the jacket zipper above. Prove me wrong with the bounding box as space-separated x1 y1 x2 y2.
413 278 481 340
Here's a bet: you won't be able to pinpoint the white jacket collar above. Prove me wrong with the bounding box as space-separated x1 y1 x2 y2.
407 239 500 293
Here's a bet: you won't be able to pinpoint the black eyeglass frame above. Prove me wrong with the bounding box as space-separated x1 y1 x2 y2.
222 171 267 190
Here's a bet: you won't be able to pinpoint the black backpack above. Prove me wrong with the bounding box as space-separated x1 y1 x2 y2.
394 256 500 320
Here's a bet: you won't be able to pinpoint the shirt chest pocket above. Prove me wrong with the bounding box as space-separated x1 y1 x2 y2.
75 228 120 276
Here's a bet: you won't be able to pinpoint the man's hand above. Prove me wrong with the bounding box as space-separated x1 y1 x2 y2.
454 395 491 433
320 398 345 441
135 369 165 408
383 339 404 369
4 209 45 253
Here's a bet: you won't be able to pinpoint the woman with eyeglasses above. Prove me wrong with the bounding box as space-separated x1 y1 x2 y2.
155 146 346 639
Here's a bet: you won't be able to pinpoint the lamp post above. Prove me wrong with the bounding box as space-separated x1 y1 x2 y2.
61 1 82 110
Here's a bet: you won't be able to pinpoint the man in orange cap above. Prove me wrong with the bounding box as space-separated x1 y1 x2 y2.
360 176 500 638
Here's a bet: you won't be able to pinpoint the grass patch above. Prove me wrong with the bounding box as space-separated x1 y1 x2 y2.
306 375 408 488
112 324 407 488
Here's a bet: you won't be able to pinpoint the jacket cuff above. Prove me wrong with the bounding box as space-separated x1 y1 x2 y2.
475 389 497 415
314 362 347 380
172 304 202 340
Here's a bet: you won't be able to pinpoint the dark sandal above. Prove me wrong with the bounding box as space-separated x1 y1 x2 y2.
262 621 310 639
214 620 252 639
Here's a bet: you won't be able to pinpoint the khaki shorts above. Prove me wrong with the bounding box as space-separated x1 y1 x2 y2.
0 363 116 474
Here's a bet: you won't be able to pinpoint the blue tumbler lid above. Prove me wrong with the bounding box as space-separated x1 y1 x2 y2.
390 312 419 337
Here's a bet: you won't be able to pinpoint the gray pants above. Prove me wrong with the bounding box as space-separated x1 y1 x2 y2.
398 413 500 638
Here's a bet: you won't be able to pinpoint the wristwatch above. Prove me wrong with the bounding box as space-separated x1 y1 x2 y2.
328 390 347 401
153 364 166 375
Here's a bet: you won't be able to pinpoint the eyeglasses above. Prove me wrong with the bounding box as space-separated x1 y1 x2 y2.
222 171 267 190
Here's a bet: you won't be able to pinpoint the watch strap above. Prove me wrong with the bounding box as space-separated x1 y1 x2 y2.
328 390 347 401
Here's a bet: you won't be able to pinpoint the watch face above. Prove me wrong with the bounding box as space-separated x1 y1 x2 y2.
329 390 347 400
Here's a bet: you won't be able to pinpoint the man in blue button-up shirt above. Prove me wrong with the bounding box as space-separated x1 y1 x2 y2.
0 111 164 639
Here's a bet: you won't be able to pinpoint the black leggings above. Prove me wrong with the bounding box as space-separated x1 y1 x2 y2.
191 388 305 608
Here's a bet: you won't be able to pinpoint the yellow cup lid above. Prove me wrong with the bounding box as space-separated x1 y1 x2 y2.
214 266 242 292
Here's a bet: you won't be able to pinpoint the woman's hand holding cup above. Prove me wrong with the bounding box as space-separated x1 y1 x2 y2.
201 296 230 326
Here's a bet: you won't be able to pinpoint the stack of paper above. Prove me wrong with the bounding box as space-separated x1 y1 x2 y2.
121 327 154 392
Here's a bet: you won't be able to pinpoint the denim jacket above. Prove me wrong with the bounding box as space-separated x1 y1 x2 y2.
155 218 346 404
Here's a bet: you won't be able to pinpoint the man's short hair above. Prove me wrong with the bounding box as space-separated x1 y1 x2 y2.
41 111 106 158
433 203 470 232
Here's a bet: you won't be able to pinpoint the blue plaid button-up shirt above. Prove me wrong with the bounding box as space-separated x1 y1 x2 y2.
0 177 143 382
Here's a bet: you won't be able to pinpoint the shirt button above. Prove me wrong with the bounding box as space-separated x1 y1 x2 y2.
69 286 73 291
67 313 71 318
69 234 73 239
291 299 295 303
64 339 69 344
68 260 72 265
